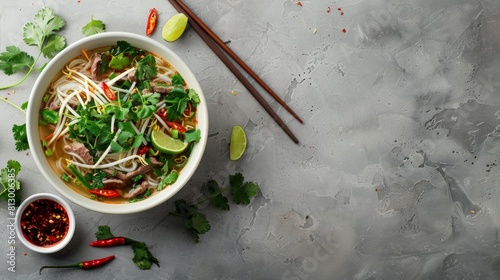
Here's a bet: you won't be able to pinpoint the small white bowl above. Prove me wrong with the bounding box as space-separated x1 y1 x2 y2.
15 193 75 254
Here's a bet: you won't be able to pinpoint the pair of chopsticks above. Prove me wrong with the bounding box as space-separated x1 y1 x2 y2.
167 0 302 144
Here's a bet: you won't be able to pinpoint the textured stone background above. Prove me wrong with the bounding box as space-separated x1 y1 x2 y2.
2 0 500 279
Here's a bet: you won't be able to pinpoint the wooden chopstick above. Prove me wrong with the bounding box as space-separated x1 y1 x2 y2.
167 0 300 144
173 0 303 124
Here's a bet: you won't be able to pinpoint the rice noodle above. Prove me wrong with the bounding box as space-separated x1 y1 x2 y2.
69 154 147 170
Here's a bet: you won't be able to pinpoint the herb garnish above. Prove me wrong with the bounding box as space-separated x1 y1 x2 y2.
82 16 106 36
93 225 159 270
0 8 66 90
0 160 22 206
170 173 258 242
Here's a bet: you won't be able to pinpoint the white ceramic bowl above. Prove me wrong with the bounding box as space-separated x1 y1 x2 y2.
26 32 208 214
15 193 75 254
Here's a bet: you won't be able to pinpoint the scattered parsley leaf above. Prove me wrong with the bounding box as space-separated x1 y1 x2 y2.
230 173 258 205
82 16 106 36
0 46 34 75
171 199 211 243
131 242 160 270
23 8 65 50
0 160 22 206
20 101 28 111
0 7 66 90
12 123 29 151
204 180 229 210
171 173 258 242
95 225 115 240
40 34 66 58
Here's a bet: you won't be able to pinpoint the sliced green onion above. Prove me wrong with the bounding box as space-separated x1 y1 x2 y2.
45 148 53 157
171 129 179 139
68 164 92 190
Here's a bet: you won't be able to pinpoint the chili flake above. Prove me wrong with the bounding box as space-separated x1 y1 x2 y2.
20 199 69 247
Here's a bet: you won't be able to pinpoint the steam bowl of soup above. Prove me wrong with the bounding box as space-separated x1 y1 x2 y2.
27 32 208 214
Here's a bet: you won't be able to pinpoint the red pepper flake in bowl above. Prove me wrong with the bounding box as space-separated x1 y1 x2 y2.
20 199 70 247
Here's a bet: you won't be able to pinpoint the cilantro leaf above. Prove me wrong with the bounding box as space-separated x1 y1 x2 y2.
137 105 156 119
12 123 29 151
171 73 184 86
230 173 258 205
82 16 106 36
131 242 160 270
95 225 115 240
188 214 211 243
91 171 107 189
23 8 65 52
41 34 66 58
184 129 201 143
1 8 66 91
204 180 229 210
135 54 157 81
109 53 130 70
171 199 211 243
0 46 34 75
0 160 22 206
187 89 200 104
20 101 28 111
157 170 178 191
109 40 141 56
170 173 259 243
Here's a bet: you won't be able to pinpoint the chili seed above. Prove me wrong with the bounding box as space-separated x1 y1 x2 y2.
20 199 69 247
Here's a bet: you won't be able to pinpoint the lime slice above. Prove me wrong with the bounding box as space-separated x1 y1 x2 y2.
162 13 188 42
230 126 247 161
151 130 189 154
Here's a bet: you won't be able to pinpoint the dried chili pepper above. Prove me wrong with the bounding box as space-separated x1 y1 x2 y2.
88 189 121 198
39 255 115 274
20 199 69 247
146 8 158 36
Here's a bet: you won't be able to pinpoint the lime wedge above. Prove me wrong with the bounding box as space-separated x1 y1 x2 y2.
230 126 246 161
162 13 188 42
151 130 189 154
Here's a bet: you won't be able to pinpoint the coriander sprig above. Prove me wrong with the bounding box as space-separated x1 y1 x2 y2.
0 7 66 90
170 172 259 242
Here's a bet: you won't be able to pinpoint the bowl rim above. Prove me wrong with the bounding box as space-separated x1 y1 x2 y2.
15 193 76 254
26 32 209 214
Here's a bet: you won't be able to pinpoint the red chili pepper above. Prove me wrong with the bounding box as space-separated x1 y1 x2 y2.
101 82 116 101
157 108 167 119
165 121 186 133
89 237 127 247
183 103 192 117
88 189 121 198
146 8 158 36
137 145 149 155
39 255 115 274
